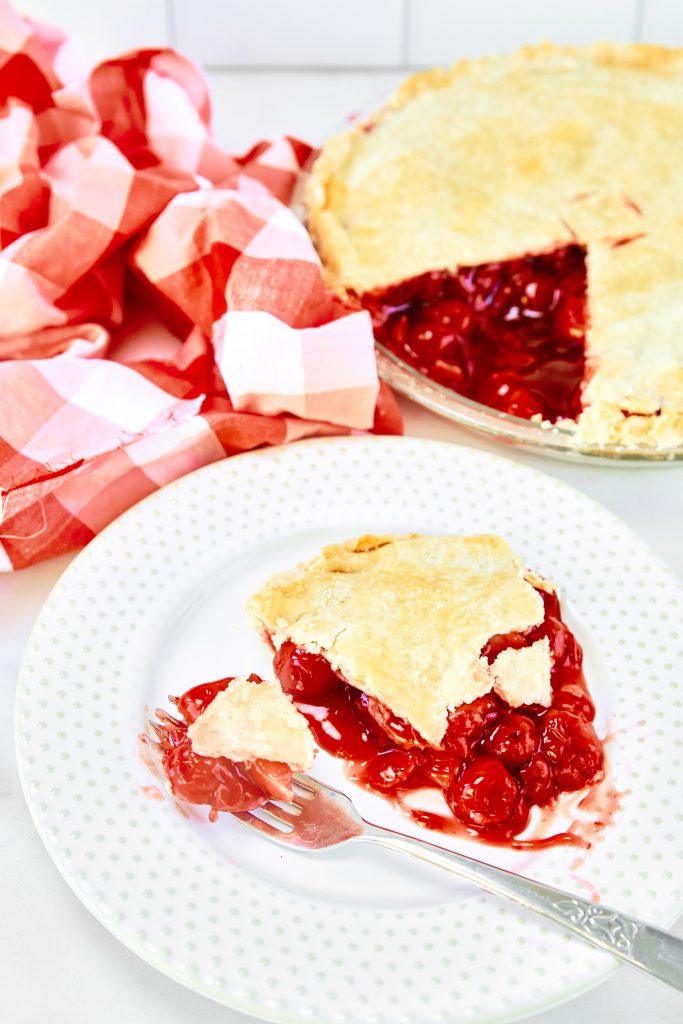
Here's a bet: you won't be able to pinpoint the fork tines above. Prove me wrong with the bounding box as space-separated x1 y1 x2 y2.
234 803 297 835
291 773 316 796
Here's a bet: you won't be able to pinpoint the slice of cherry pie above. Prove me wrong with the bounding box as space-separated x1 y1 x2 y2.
307 44 683 449
148 674 316 819
247 534 604 845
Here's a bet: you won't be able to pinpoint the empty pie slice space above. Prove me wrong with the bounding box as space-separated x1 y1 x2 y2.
307 44 683 449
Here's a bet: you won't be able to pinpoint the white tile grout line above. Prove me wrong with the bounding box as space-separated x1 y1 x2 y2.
632 0 646 41
165 0 176 49
401 0 411 66
201 64 417 73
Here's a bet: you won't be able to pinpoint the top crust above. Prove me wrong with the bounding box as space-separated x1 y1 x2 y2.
246 534 552 746
307 43 683 448
187 676 316 770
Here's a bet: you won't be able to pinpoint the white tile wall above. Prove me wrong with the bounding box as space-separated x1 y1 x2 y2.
17 0 169 65
641 0 683 44
206 71 407 151
406 0 640 65
171 0 404 68
12 0 681 69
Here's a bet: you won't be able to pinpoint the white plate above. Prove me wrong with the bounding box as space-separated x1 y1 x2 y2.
15 437 683 1024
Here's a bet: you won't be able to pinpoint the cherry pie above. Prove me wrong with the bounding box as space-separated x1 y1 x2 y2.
247 534 604 845
149 674 315 819
307 44 683 449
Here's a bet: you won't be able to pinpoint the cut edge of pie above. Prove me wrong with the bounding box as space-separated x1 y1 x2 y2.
306 42 683 449
246 533 554 746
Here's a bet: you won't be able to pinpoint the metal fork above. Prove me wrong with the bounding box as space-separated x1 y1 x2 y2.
234 773 683 992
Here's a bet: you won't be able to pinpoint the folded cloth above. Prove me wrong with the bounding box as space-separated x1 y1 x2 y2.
0 2 401 570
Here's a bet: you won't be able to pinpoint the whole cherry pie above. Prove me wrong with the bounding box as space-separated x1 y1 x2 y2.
307 45 683 450
247 534 604 846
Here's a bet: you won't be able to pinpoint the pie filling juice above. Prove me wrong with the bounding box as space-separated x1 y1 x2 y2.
273 587 604 847
359 245 587 423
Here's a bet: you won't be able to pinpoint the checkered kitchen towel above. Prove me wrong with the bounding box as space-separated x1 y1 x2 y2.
0 1 401 570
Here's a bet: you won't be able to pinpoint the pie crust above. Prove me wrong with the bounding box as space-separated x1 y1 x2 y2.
246 534 552 746
187 674 315 770
307 44 683 447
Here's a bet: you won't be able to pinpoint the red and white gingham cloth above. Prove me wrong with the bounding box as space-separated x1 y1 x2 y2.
0 1 401 570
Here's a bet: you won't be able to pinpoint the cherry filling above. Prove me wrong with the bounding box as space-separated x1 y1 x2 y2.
273 587 604 846
359 245 587 423
149 675 294 819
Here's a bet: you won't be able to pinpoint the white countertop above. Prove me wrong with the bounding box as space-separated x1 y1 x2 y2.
2 69 683 1024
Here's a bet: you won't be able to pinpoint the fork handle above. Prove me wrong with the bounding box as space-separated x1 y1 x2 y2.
359 827 683 991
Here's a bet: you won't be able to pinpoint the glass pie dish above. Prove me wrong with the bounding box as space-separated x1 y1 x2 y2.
375 343 683 464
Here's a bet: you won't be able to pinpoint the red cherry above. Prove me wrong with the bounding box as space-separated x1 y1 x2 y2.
541 709 603 789
419 270 449 302
453 266 478 296
423 297 474 334
471 266 503 312
172 677 233 723
308 693 384 762
421 751 461 788
480 629 527 662
476 370 520 405
544 616 583 674
518 752 556 804
447 756 520 828
408 323 439 362
430 359 466 390
444 693 502 758
274 642 340 700
247 759 294 802
163 735 266 813
484 714 539 768
494 347 541 372
553 683 595 721
520 272 558 317
364 697 427 749
389 313 409 348
518 321 555 350
361 749 417 791
507 261 536 293
498 386 545 420
504 791 532 837
554 294 585 341
474 373 545 420
484 281 517 318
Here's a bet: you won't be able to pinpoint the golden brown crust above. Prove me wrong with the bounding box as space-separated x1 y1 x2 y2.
246 534 552 746
307 43 683 449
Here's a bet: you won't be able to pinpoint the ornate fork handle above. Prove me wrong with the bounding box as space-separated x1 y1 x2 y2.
359 825 683 991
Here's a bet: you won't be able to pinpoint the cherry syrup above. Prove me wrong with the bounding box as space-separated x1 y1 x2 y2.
359 246 587 423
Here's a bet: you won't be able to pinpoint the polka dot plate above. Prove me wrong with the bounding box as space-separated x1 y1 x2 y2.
15 437 683 1023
